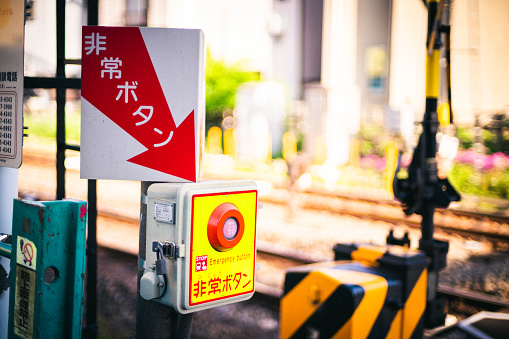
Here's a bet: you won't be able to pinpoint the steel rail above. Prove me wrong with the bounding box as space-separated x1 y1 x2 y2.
101 241 509 314
18 184 509 245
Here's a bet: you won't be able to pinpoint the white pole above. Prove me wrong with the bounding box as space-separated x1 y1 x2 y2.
0 166 18 338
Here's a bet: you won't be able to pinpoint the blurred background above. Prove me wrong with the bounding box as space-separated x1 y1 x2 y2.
22 0 509 209
13 1 509 337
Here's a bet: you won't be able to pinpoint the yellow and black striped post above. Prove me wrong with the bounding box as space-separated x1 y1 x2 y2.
393 0 460 329
420 0 442 238
412 0 456 329
280 244 429 339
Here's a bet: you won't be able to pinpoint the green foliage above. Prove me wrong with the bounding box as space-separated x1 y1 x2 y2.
24 111 81 143
206 53 260 128
448 163 509 199
357 125 394 157
456 127 474 150
456 126 509 154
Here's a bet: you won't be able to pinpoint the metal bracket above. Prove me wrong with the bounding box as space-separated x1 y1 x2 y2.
163 242 185 260
152 241 184 260
163 242 177 259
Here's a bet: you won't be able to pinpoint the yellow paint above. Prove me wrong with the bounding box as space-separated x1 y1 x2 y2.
189 191 257 305
315 135 327 165
402 270 427 338
267 132 273 163
324 269 387 339
207 126 223 154
386 310 403 339
425 49 441 98
280 252 427 338
280 270 341 339
282 131 297 162
351 245 386 266
281 265 389 339
223 128 236 157
384 141 399 193
349 138 360 167
437 103 451 127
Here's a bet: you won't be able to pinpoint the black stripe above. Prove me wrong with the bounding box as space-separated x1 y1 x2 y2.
330 263 402 338
330 262 399 282
291 284 365 339
377 253 428 302
367 283 401 339
410 312 426 339
283 270 309 296
284 260 426 338
330 261 426 338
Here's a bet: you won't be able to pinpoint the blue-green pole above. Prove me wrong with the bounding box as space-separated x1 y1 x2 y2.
0 242 10 259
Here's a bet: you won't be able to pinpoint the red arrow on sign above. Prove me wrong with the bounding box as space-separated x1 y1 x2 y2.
81 27 196 181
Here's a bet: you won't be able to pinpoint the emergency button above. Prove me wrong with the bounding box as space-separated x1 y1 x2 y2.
207 203 245 251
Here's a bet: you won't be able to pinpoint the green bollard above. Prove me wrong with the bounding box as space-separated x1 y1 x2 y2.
8 199 87 339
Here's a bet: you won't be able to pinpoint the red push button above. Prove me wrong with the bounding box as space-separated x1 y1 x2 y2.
207 203 245 251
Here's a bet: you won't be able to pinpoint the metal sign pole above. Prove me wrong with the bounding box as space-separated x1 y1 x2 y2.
0 167 17 338
0 0 26 336
135 181 180 338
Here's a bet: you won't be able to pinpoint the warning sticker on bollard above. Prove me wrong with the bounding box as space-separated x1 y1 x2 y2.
14 267 35 338
16 236 37 270
13 236 37 338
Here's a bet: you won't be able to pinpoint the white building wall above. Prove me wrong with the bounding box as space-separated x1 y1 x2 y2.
451 0 509 125
390 0 509 126
22 0 509 134
322 0 360 165
24 1 57 76
271 0 303 102
388 0 427 125
148 0 273 77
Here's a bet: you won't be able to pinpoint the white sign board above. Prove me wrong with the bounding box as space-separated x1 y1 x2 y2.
81 27 205 182
0 1 24 168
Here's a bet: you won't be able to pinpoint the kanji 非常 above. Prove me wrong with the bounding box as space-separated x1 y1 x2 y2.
193 280 207 299
101 57 122 79
84 32 106 55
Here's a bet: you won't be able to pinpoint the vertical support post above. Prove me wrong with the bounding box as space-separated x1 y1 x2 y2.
393 0 458 328
0 0 25 333
84 2 99 338
135 182 179 338
84 180 98 337
419 0 450 329
0 167 18 338
420 0 441 246
56 0 66 200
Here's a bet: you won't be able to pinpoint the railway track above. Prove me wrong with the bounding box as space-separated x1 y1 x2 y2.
19 149 509 244
18 187 509 248
84 207 509 313
97 234 509 318
260 188 509 244
19 150 509 316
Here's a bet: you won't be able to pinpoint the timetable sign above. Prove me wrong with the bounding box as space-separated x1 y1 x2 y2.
0 1 24 168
